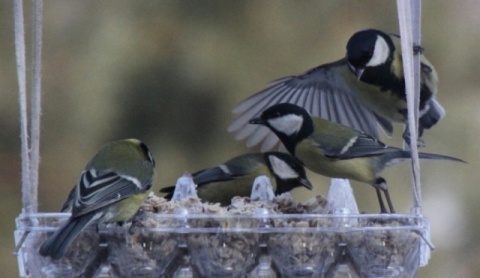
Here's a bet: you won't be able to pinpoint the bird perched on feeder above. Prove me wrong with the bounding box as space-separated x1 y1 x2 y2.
160 152 312 206
250 103 464 213
39 139 156 259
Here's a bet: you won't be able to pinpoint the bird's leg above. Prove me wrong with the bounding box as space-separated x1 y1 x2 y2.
413 44 424 55
375 187 388 213
375 178 396 213
421 63 433 73
402 125 426 148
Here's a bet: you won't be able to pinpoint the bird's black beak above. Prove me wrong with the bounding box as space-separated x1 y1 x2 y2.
354 68 365 80
300 178 313 190
348 63 364 80
249 117 264 125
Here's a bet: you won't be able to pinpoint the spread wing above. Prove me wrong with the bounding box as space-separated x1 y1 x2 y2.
72 169 152 216
228 59 392 151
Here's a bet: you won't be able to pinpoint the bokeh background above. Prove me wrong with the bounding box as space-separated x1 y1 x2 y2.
1 1 478 277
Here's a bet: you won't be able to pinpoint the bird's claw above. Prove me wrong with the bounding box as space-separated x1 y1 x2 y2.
413 44 424 55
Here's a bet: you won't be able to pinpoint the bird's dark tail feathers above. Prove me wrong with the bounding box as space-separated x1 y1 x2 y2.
380 150 466 172
39 212 97 260
417 152 466 163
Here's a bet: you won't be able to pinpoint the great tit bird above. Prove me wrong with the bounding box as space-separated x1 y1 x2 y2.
250 103 463 213
229 28 442 151
160 152 312 206
39 139 156 259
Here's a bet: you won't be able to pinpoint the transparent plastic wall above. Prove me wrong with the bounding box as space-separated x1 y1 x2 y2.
15 211 429 278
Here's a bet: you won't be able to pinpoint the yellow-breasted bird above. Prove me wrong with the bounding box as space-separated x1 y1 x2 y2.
250 103 464 213
160 152 312 206
229 28 441 151
39 139 156 259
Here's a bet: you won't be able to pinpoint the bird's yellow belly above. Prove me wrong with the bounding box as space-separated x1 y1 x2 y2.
103 191 149 223
342 68 407 122
355 83 407 122
197 175 276 206
198 180 252 205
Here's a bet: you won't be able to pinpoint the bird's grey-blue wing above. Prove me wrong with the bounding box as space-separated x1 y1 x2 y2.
228 59 392 151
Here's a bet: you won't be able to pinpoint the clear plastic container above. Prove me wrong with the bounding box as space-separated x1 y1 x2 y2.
14 212 428 278
14 213 104 277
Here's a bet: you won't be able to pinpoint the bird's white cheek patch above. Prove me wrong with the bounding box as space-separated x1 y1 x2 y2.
366 35 390 67
269 156 299 179
268 114 303 136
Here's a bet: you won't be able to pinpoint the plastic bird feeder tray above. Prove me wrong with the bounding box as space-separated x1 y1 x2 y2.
12 1 431 277
15 210 429 278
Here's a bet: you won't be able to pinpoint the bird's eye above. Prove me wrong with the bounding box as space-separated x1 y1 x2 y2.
367 47 374 57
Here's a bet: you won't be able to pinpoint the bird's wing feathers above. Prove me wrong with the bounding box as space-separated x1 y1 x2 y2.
160 156 262 199
160 166 244 200
311 120 398 159
373 113 393 135
334 133 400 159
73 169 150 216
158 169 222 197
192 165 242 186
229 59 386 151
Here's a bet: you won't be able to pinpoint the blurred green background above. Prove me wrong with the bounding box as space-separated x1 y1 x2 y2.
1 1 479 277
